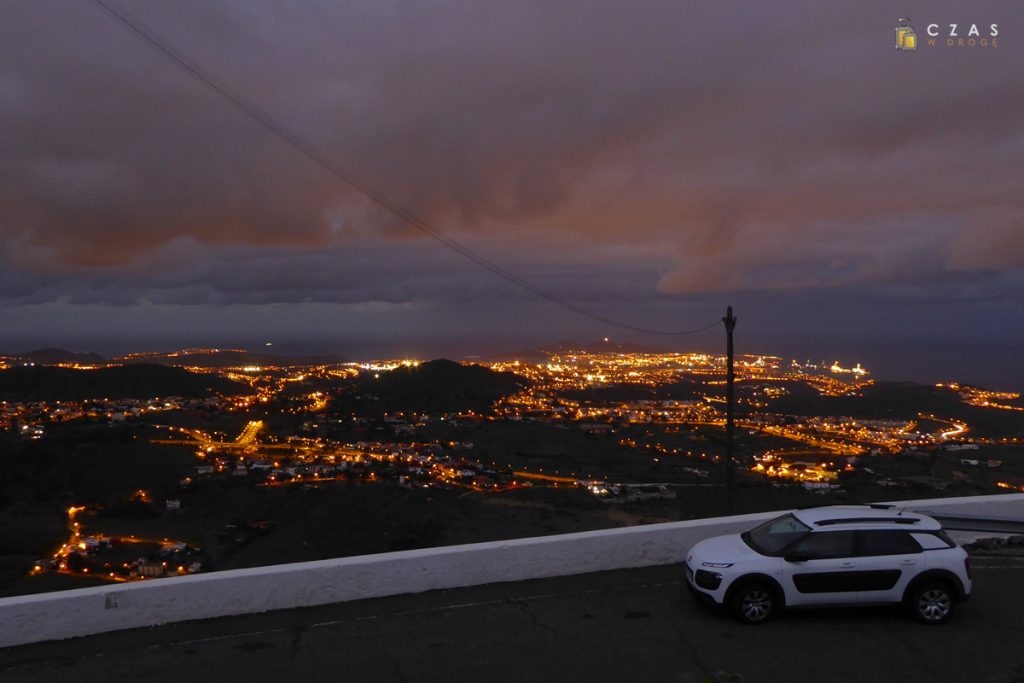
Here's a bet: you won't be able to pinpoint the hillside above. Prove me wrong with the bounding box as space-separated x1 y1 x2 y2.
558 378 703 404
116 349 346 368
8 348 106 365
766 380 1024 438
0 364 248 402
769 381 963 419
352 359 527 412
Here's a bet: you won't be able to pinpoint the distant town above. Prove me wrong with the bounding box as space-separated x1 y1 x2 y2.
1 343 1022 595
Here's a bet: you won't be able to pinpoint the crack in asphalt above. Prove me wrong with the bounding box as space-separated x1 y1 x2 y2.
671 611 715 679
289 626 306 660
676 630 715 680
509 599 556 635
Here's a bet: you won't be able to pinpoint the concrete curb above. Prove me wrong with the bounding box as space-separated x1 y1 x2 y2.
1 493 1020 648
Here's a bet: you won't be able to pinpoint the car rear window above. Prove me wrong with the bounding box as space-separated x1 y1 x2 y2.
911 532 955 550
858 530 922 556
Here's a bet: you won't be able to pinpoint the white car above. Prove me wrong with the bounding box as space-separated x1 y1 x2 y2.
685 505 972 624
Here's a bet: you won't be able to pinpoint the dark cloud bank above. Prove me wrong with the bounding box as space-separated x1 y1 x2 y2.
1 0 1022 385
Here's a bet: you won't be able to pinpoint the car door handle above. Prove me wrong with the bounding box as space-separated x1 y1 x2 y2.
840 562 856 568
899 560 917 565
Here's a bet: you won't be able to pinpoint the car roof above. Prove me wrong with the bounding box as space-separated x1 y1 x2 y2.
791 505 942 531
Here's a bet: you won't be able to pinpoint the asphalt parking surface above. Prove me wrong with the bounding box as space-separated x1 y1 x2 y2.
2 557 1023 683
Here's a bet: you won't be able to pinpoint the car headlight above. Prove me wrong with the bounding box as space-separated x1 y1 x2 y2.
701 561 734 568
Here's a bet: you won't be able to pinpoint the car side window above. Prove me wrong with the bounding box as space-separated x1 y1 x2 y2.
858 530 922 556
911 532 954 550
789 531 856 560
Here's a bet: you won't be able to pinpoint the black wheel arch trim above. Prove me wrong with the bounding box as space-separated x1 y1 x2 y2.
725 573 787 609
902 569 967 604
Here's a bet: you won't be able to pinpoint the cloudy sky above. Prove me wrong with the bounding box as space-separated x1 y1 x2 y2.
2 1 1022 385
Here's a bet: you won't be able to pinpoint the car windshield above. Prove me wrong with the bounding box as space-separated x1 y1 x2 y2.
743 514 811 556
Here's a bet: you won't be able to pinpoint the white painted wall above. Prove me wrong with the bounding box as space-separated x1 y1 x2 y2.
888 494 1024 519
1 493 1020 648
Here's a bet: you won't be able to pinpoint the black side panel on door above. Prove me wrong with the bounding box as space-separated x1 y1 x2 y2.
792 571 860 593
855 570 902 591
793 569 902 592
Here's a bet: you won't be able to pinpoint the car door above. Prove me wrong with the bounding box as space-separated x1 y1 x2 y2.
855 530 924 604
780 530 859 606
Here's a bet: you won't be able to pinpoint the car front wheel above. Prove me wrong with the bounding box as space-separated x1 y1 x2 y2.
911 582 955 624
731 583 776 624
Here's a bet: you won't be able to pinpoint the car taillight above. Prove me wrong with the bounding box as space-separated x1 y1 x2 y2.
964 556 971 580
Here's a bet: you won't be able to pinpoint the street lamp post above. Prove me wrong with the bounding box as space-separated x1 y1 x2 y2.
723 306 737 515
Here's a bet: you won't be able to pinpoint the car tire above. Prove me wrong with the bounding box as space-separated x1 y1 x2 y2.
910 581 955 624
731 582 776 624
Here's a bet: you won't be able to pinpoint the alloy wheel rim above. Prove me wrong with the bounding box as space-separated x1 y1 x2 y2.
742 590 772 621
918 589 951 621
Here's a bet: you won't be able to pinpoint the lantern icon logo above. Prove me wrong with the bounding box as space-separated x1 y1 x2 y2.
895 18 918 51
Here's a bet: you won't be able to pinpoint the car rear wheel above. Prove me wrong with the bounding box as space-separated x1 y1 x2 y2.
731 583 776 624
910 582 955 624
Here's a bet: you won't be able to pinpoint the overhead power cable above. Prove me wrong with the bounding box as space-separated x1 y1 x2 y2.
89 0 720 336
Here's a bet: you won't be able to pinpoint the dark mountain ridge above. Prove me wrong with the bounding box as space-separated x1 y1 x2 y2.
6 348 107 365
115 349 347 368
352 358 527 412
0 363 248 402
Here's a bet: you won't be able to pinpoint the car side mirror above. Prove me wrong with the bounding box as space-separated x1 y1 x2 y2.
784 553 807 563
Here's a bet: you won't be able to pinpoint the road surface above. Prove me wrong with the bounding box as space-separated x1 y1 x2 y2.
2 559 1023 682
